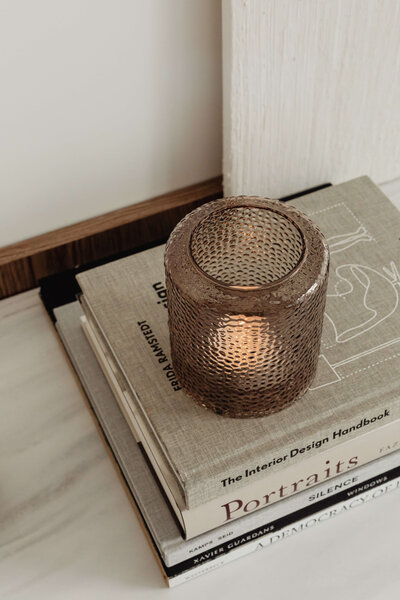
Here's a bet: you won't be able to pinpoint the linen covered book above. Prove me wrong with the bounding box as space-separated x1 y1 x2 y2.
76 176 400 539
55 301 400 586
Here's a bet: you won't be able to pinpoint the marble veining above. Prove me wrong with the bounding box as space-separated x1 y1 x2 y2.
0 291 161 597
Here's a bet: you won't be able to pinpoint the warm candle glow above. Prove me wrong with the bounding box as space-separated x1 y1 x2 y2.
211 315 275 378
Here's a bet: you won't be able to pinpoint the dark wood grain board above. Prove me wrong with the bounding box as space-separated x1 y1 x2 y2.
0 177 223 299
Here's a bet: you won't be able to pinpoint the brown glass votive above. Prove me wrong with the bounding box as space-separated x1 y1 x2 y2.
164 196 329 418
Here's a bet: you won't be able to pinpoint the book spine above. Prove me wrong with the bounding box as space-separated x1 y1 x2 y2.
167 464 400 573
168 474 400 587
182 418 400 539
165 449 400 565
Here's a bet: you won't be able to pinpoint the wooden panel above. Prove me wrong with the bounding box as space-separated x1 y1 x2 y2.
0 177 223 299
223 0 400 198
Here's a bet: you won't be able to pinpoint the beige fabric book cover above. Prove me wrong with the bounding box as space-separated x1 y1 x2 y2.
77 176 400 512
80 311 400 539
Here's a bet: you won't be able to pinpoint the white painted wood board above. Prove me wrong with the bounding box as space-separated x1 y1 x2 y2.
223 0 400 198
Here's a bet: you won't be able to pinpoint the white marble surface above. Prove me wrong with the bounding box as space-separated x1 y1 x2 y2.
1 183 400 599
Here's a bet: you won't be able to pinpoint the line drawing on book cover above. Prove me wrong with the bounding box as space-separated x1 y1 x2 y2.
307 203 400 390
327 226 374 254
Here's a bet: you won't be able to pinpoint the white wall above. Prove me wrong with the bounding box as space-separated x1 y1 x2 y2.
223 0 400 198
0 0 222 246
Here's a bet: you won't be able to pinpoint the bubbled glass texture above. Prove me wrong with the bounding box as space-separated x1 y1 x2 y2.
190 207 304 287
165 198 329 418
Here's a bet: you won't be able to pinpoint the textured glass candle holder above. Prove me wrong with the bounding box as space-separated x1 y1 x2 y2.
164 197 329 418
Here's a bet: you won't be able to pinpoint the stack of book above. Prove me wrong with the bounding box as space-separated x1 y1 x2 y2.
49 176 400 586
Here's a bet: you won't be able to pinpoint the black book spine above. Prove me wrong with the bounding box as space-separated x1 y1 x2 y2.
166 465 400 578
